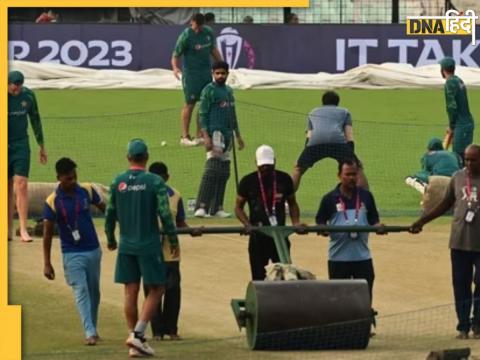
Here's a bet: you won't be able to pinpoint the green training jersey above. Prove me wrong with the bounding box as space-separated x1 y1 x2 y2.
421 150 461 177
173 26 216 76
8 86 44 146
444 75 474 128
105 169 178 255
199 82 240 147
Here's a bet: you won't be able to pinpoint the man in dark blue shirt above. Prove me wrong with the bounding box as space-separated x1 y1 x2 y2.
43 158 105 346
316 160 383 301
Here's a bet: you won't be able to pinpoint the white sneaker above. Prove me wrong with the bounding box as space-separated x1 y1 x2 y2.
415 183 426 194
213 210 231 218
405 176 426 194
194 208 207 218
405 176 415 186
180 137 197 147
126 333 154 356
128 347 146 358
193 137 204 145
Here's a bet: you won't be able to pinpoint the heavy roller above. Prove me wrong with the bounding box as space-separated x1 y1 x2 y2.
175 225 410 350
26 182 108 218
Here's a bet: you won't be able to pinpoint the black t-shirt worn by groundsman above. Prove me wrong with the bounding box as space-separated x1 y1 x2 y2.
238 170 294 226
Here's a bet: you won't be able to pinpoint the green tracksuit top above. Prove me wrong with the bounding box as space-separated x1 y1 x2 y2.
8 87 44 146
421 151 461 177
199 82 240 147
444 75 474 129
105 169 178 255
173 26 216 77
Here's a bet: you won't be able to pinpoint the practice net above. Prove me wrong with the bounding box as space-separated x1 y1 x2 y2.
27 101 479 218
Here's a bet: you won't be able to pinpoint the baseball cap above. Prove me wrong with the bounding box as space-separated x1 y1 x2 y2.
127 138 148 156
256 145 275 166
8 71 24 85
439 57 455 70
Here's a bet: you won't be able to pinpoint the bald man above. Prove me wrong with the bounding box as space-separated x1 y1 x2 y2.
411 144 480 340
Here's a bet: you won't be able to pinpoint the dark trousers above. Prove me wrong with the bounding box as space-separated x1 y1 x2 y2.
143 261 181 336
451 249 480 332
328 259 375 303
452 123 474 165
196 158 230 215
248 233 290 280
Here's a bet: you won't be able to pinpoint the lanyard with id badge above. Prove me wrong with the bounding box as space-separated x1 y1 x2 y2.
258 171 277 226
338 190 361 239
59 196 81 244
465 174 478 224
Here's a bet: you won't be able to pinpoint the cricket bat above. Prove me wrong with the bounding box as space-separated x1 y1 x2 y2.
443 131 452 150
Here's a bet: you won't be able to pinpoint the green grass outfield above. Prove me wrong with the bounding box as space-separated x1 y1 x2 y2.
28 88 480 217
11 218 480 360
15 88 480 359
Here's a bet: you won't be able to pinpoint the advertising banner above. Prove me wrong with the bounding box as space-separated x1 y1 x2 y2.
8 24 480 73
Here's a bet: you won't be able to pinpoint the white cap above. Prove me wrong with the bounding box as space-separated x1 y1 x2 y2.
256 145 275 166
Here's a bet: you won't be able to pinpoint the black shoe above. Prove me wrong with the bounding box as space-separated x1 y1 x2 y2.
472 325 480 339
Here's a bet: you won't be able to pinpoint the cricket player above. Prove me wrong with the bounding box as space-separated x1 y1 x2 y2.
405 137 461 194
440 56 475 164
194 60 245 218
172 13 223 146
8 70 47 242
105 139 179 357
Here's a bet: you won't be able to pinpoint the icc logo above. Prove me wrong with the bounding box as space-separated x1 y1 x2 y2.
217 27 256 69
